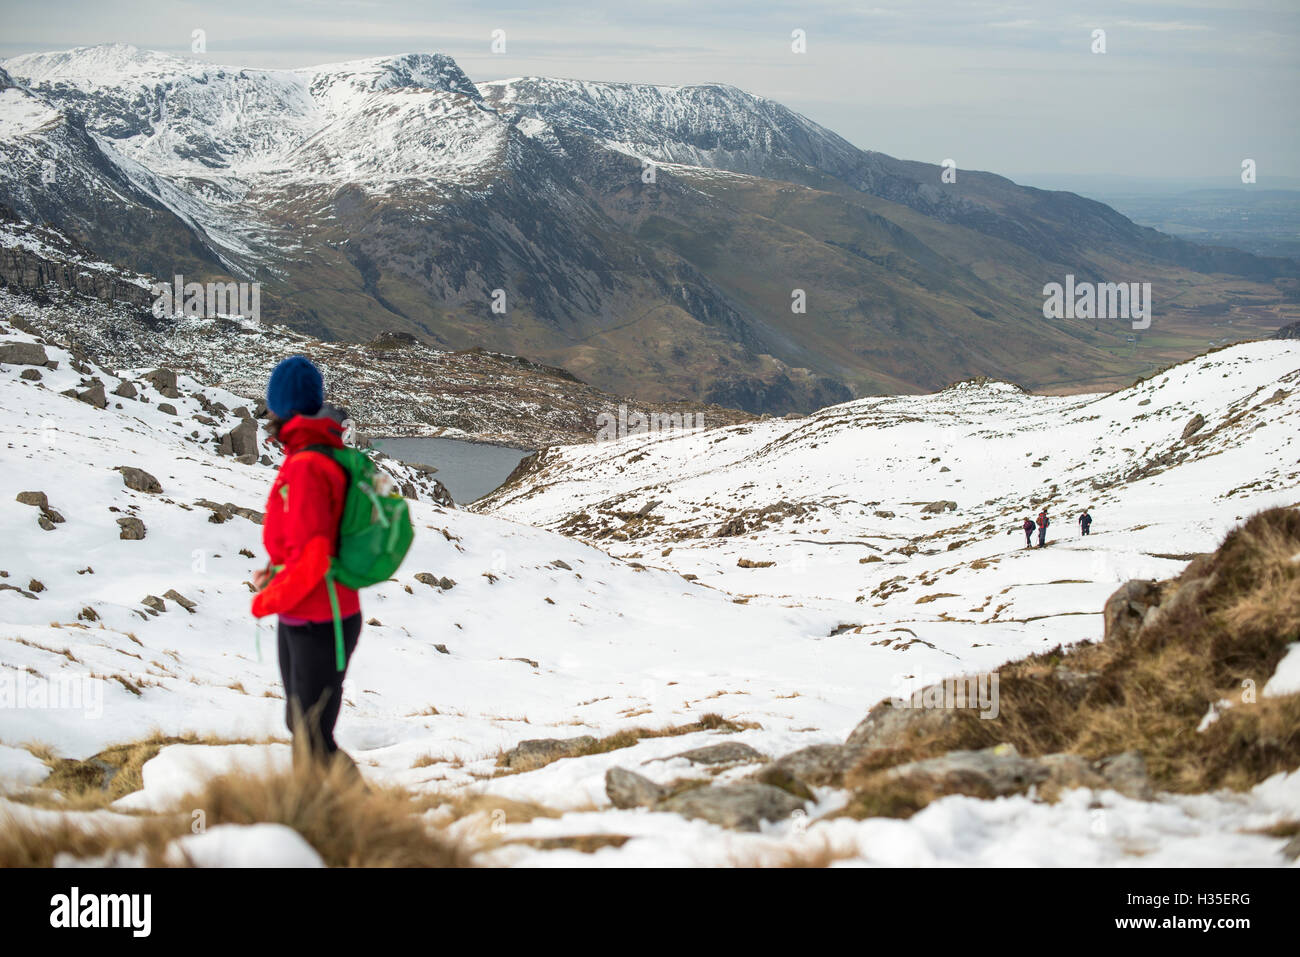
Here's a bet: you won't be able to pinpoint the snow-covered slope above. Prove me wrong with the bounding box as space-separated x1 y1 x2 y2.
3 325 1298 865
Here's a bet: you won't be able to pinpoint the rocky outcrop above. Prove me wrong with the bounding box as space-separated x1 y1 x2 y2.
501 736 597 772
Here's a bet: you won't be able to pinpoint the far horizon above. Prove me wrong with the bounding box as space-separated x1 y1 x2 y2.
1 0 1296 183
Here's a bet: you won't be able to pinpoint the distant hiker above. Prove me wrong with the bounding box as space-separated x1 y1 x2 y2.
1022 517 1035 547
1079 508 1092 536
251 356 362 770
1036 508 1049 548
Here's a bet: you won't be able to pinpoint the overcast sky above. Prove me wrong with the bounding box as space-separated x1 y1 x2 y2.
2 0 1296 186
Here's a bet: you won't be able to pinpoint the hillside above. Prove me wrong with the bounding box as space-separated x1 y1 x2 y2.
2 45 1297 411
2 327 1297 866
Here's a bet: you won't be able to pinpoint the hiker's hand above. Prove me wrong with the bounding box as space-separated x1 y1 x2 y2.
252 566 275 591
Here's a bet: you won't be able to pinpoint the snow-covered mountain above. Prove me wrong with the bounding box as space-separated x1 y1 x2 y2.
2 310 1298 864
3 44 1296 413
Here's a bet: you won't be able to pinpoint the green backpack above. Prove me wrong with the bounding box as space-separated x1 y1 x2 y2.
306 444 415 670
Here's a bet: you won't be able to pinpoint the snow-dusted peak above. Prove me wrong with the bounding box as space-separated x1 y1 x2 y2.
301 52 482 113
481 75 861 176
2 43 207 89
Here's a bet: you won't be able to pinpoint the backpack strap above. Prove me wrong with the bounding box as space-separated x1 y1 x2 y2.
301 444 347 672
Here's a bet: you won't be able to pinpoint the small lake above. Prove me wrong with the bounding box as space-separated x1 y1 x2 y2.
371 436 533 504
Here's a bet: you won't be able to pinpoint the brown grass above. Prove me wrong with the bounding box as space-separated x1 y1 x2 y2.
1 748 469 868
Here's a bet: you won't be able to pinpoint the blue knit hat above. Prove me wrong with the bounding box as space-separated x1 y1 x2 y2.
266 355 324 419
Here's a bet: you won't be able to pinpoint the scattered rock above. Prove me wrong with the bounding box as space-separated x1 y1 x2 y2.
551 559 572 571
1095 751 1153 800
16 491 48 509
1181 413 1206 440
117 516 147 540
737 558 775 568
0 341 49 365
78 606 99 622
921 500 958 514
37 515 55 531
605 767 668 809
846 696 960 752
20 368 41 381
219 418 259 459
874 510 895 518
1102 579 1163 647
143 368 180 398
162 589 196 613
881 745 1048 800
657 782 805 831
112 380 138 399
73 384 108 408
502 736 597 772
27 579 44 593
366 617 382 627
668 741 766 766
117 466 162 494
142 595 166 613
755 744 854 790
713 516 746 538
157 403 178 416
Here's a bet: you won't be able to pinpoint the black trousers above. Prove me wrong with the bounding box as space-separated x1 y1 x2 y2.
277 613 361 761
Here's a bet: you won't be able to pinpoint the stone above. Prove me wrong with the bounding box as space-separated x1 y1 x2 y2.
657 783 805 831
219 418 258 459
921 500 958 514
755 744 854 789
605 767 668 809
502 736 597 772
117 466 162 494
163 589 196 613
1181 413 1206 440
20 368 41 381
117 516 146 540
143 368 180 398
76 384 107 408
845 696 959 752
15 490 48 509
142 595 166 613
1103 580 1163 647
78 606 99 622
881 746 1048 800
669 741 766 766
0 341 49 365
1095 751 1153 800
157 403 178 416
112 380 138 399
37 516 54 531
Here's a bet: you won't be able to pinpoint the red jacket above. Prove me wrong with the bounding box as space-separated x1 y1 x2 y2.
250 415 360 622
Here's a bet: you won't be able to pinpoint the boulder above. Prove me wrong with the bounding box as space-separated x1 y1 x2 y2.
1181 413 1206 440
117 466 162 494
845 696 959 752
0 341 49 365
668 741 766 766
143 368 180 398
112 380 138 399
501 736 597 772
15 490 48 509
20 368 41 381
142 595 166 613
75 384 108 409
754 743 853 789
1102 579 1163 647
605 767 668 809
921 500 958 514
163 589 197 613
1095 751 1153 800
116 516 146 540
881 745 1047 799
219 418 258 459
657 783 805 831
157 403 178 416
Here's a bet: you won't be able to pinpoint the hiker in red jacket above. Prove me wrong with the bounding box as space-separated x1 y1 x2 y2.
251 356 362 768
1036 508 1050 548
